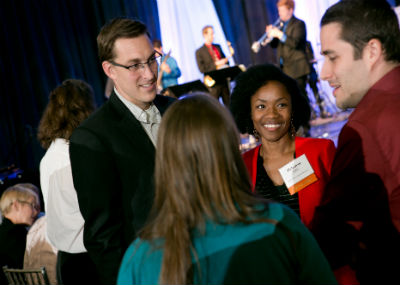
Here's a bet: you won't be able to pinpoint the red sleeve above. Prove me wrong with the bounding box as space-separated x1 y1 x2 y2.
296 137 336 227
242 145 261 193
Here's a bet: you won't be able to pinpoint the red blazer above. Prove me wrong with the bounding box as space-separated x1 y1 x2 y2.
242 136 336 227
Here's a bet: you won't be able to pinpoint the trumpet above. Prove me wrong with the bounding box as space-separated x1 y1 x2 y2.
251 19 282 53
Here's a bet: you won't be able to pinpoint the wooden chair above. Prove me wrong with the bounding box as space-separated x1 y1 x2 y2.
2 266 50 285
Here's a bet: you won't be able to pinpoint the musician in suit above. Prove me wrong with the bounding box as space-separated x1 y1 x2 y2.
69 18 175 285
266 0 310 99
195 25 230 106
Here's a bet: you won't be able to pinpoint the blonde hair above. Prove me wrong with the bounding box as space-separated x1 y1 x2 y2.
0 184 39 216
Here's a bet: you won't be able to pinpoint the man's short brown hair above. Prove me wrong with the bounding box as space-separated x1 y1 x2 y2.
152 39 162 49
97 17 149 63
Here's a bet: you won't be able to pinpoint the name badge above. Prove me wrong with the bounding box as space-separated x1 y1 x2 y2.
278 154 318 195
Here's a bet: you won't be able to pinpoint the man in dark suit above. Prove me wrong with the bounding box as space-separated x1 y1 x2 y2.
195 25 230 105
266 0 310 98
69 18 175 284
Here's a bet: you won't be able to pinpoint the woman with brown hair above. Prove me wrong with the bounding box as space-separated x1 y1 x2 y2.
38 79 98 284
117 94 336 285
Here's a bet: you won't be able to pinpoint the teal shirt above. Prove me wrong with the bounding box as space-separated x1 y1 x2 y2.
158 56 181 89
117 203 337 285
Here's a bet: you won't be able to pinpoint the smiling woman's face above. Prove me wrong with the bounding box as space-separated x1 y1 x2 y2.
251 81 292 143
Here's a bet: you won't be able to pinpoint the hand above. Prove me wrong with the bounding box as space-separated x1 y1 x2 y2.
215 58 228 67
267 26 284 40
160 62 171 73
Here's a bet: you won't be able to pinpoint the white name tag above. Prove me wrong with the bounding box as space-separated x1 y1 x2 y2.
278 154 318 195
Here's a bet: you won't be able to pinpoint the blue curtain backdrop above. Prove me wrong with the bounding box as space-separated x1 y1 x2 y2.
0 0 160 187
0 0 399 189
213 0 278 67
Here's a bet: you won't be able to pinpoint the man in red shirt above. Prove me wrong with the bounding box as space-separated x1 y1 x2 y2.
311 1 400 284
195 25 230 105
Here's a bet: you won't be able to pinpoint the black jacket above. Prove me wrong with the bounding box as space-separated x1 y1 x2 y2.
195 43 226 74
70 92 175 284
270 16 310 79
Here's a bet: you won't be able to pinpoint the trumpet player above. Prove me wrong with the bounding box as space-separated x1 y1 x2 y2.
266 0 310 105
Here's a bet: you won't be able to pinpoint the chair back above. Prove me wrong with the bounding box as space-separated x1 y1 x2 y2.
2 266 50 285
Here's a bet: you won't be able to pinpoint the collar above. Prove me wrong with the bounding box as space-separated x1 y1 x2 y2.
350 65 400 118
113 87 159 123
137 104 161 124
353 65 400 109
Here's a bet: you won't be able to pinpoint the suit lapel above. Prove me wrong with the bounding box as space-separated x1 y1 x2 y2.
286 17 296 34
109 92 155 155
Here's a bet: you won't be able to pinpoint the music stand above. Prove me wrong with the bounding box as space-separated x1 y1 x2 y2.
165 80 209 98
204 65 244 84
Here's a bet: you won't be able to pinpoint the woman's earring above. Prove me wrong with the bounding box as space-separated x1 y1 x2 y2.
290 117 296 138
253 128 260 139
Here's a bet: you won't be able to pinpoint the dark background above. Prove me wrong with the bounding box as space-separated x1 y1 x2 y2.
0 0 398 193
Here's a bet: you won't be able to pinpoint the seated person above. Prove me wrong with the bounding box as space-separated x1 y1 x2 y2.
0 184 40 284
117 94 336 285
24 215 58 285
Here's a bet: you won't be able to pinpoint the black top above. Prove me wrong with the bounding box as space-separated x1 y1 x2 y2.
254 153 300 216
0 217 27 284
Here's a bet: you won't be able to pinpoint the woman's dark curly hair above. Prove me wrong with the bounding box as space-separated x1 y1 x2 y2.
229 64 310 135
37 79 96 149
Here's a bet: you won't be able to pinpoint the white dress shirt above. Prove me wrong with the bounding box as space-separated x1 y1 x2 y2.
114 88 161 146
39 138 86 253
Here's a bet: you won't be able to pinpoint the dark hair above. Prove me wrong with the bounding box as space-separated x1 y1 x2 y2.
152 39 162 49
139 94 272 284
97 17 149 63
37 79 96 149
321 0 400 62
230 64 310 135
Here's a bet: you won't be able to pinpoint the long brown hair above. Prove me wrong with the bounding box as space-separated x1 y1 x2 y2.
140 94 269 284
37 79 95 149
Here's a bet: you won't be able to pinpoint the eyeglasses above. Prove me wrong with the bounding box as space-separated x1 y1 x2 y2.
109 51 162 73
17 200 40 211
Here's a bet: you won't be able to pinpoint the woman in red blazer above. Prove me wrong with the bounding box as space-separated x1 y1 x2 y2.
230 64 336 228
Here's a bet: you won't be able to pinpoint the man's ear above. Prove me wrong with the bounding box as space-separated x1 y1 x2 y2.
364 38 383 68
102 61 115 79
